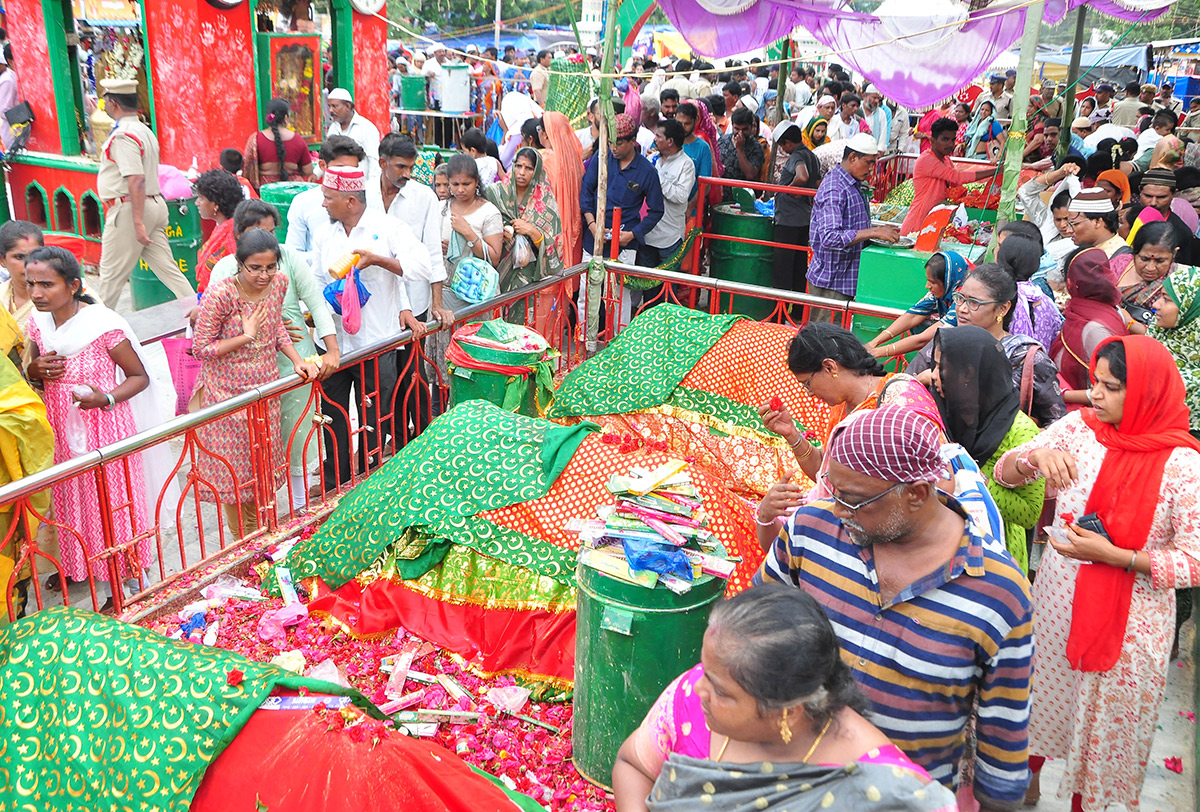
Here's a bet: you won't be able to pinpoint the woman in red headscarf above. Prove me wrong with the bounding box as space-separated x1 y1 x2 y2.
995 336 1200 812
1050 248 1128 407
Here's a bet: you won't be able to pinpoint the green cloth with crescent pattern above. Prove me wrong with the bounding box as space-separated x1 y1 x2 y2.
547 304 743 418
285 400 598 591
0 605 372 810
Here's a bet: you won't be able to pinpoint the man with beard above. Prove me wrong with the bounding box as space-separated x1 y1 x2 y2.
754 405 1033 812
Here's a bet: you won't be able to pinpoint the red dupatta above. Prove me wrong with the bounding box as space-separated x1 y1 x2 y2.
1067 335 1200 671
196 218 238 294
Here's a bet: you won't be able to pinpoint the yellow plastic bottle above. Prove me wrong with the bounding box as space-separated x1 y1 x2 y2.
329 253 359 280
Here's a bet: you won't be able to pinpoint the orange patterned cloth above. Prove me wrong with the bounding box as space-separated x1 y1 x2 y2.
482 434 763 595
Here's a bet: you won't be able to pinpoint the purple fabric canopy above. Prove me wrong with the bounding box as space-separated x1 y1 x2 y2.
655 0 1175 108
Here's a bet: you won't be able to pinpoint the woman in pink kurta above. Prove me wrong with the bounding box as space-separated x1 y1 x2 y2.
995 335 1200 812
192 229 317 538
24 247 178 603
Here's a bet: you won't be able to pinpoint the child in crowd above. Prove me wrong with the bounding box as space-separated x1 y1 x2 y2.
459 127 503 187
220 148 258 200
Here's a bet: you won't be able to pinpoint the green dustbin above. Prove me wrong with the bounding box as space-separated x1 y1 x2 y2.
709 203 775 320
401 75 428 111
260 181 317 243
572 562 725 790
448 368 537 416
129 196 200 311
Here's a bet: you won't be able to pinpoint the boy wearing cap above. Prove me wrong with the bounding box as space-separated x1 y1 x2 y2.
1090 83 1115 125
95 78 196 308
327 87 382 179
899 117 996 236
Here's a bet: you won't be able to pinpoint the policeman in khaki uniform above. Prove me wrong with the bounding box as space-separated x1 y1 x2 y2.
95 78 195 308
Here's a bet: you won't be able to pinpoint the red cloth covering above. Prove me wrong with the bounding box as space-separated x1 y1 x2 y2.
309 578 577 683
192 696 522 811
1067 336 1200 671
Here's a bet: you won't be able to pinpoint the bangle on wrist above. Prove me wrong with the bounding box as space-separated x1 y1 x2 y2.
755 514 777 528
101 393 116 411
787 433 805 449
1125 550 1139 572
880 328 894 339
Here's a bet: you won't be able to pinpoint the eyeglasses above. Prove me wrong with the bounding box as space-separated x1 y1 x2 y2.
951 292 1001 311
799 370 818 393
241 263 279 277
820 473 905 512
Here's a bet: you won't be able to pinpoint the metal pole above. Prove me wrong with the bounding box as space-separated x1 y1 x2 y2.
494 0 502 50
1057 7 1087 160
995 0 1045 231
587 0 621 351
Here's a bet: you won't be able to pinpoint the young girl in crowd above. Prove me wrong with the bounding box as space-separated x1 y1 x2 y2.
25 246 179 609
192 229 318 538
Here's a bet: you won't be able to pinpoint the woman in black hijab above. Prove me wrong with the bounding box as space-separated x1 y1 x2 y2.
931 325 1045 571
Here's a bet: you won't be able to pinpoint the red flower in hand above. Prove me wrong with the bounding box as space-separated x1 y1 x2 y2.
768 396 783 411
226 668 244 687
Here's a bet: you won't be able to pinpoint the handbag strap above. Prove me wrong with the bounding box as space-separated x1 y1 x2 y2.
1019 346 1039 416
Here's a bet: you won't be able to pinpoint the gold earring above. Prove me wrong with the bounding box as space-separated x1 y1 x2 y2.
831 371 839 378
996 314 1004 323
780 707 793 744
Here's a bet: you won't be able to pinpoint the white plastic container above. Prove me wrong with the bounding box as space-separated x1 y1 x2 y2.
442 63 471 114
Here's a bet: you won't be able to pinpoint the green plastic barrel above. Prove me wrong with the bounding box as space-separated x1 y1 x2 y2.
130 196 200 311
401 75 428 111
709 202 775 320
448 367 537 416
260 181 317 243
572 562 725 790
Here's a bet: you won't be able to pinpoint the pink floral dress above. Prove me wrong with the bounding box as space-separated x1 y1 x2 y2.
1001 411 1200 810
192 275 291 504
27 321 151 582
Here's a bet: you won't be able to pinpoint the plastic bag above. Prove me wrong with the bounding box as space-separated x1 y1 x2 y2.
323 274 371 316
622 538 694 580
200 574 264 602
305 658 351 688
64 385 93 457
512 234 535 268
341 265 362 334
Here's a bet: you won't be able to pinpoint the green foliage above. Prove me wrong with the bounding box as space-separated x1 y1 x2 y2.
1040 1 1200 48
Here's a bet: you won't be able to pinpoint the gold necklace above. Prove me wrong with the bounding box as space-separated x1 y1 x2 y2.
713 716 833 764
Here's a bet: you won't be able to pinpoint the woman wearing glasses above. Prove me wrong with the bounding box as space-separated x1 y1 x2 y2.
908 264 1066 428
192 228 319 538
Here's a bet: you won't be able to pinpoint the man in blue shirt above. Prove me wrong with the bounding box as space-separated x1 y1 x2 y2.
579 112 665 337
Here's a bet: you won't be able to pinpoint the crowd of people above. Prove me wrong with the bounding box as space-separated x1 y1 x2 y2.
3 49 1200 812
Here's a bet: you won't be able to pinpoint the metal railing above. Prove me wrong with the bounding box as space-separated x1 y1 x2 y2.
2 239 908 622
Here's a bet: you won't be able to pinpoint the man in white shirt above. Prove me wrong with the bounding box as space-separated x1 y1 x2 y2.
644 119 696 266
662 59 693 99
825 94 865 142
0 51 17 149
327 87 382 179
368 132 450 441
313 166 430 490
529 49 551 106
861 85 891 153
285 135 365 268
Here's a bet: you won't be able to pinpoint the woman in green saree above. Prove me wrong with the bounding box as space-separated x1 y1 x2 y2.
1151 264 1200 436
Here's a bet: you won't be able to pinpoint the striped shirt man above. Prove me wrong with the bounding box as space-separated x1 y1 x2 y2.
753 496 1033 810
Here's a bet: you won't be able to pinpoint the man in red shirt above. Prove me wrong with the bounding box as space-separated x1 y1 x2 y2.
900 117 996 235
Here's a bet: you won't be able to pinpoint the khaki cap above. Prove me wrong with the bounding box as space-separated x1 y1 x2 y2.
100 78 139 94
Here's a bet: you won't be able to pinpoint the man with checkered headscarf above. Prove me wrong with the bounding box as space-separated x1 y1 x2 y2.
754 405 1034 810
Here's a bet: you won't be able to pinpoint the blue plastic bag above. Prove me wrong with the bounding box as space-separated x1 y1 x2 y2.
323 275 371 316
450 257 500 305
622 538 694 581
